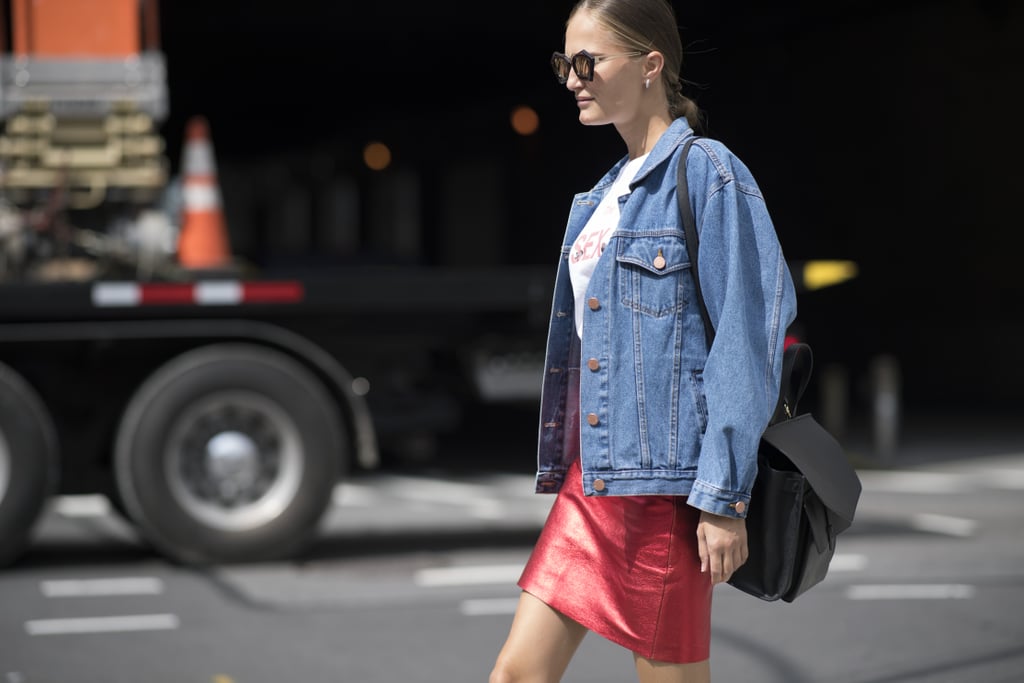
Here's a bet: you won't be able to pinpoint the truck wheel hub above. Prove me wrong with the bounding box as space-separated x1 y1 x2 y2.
204 430 261 502
165 391 303 532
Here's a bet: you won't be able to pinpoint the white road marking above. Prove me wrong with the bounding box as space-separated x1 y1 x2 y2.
846 584 975 600
40 577 164 598
332 483 377 507
858 458 1024 494
828 553 869 571
980 468 1024 491
857 471 962 494
334 475 533 523
332 475 525 512
909 513 977 538
415 564 523 587
469 500 507 520
460 598 521 616
384 475 499 509
25 613 180 636
52 495 111 517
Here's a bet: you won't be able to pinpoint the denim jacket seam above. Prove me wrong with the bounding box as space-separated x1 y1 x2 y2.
692 478 747 498
692 139 735 186
702 180 729 214
764 249 787 402
613 227 685 239
735 181 765 200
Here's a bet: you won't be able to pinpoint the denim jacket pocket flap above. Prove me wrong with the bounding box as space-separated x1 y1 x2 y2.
615 234 690 275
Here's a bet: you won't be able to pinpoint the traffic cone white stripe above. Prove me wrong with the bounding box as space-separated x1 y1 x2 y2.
182 183 221 211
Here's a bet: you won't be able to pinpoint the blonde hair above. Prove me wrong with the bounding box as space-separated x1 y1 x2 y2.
568 0 703 131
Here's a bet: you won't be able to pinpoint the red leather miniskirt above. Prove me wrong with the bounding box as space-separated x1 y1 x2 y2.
518 385 712 663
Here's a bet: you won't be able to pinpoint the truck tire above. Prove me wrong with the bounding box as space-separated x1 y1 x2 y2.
0 363 59 568
114 343 345 565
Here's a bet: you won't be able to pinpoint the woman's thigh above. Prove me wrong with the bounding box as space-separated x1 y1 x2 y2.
491 591 588 682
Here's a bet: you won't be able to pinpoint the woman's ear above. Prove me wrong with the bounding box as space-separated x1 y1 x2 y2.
644 51 665 81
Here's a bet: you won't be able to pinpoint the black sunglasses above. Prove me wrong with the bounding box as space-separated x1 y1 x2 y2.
550 49 644 84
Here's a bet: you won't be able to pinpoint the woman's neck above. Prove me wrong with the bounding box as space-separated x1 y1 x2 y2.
619 114 673 160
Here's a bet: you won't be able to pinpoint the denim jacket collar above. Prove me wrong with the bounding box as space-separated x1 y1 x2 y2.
590 118 696 196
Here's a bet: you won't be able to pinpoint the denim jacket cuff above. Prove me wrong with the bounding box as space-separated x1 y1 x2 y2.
687 479 751 518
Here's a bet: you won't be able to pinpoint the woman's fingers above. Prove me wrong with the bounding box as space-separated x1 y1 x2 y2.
696 523 711 576
697 511 749 585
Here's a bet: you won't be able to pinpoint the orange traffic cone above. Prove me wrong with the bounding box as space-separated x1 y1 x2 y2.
176 116 232 269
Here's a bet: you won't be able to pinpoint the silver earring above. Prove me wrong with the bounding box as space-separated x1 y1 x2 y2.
644 79 650 89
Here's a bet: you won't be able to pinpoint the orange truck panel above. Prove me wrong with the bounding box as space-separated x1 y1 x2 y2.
11 0 140 57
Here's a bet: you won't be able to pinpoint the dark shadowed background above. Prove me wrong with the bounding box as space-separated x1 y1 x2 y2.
155 0 1024 429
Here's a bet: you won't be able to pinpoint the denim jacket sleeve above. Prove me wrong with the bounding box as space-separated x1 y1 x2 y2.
684 143 798 517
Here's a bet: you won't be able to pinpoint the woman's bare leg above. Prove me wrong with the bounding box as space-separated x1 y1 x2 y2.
489 591 588 683
633 654 710 683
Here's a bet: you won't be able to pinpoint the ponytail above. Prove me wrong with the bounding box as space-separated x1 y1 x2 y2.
667 80 703 133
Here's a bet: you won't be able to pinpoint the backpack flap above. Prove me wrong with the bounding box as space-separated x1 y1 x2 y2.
761 414 862 533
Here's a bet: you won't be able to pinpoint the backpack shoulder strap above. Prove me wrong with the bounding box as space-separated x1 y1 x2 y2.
676 135 714 350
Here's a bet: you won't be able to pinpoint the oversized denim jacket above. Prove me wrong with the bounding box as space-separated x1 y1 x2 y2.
534 118 798 518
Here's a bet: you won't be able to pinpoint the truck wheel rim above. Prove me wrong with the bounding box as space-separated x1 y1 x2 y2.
164 390 304 532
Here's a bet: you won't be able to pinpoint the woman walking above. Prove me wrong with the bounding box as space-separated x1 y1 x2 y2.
489 1 798 681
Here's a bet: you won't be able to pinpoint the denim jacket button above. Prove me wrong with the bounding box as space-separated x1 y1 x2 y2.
729 501 747 514
587 358 600 371
587 296 601 311
653 254 667 270
593 479 606 492
586 413 600 426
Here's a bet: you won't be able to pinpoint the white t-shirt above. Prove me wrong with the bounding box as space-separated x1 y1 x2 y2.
568 154 648 338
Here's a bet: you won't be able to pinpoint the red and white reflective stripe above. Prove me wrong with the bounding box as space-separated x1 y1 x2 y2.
92 281 304 307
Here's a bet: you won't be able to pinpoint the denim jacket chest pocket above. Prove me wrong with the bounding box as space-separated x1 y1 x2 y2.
614 232 691 318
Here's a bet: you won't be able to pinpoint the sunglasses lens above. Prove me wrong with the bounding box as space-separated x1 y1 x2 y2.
572 53 594 81
551 54 570 83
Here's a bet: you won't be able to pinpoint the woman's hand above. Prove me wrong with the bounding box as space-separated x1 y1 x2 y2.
696 510 749 585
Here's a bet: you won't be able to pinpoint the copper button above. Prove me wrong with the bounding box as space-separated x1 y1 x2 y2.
586 413 600 426
587 296 600 311
729 501 747 514
593 479 606 492
587 358 600 371
653 254 667 270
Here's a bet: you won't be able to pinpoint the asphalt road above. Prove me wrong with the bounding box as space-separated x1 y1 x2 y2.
2 430 1023 682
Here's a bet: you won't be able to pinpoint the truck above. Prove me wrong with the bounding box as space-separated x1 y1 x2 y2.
0 0 552 567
